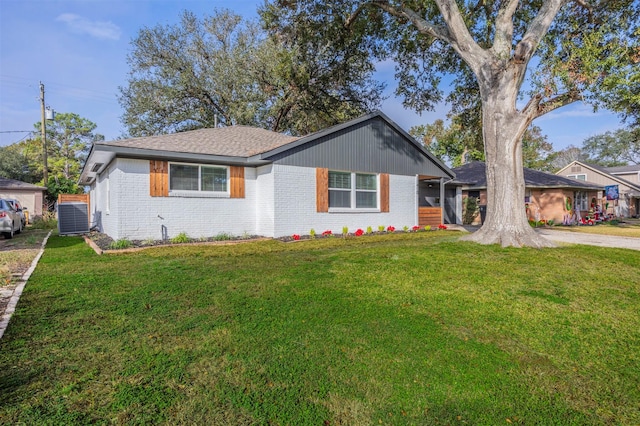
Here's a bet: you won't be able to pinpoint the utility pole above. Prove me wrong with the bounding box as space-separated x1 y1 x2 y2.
40 82 48 185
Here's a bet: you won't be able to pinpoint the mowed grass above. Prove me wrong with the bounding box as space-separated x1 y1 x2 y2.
552 220 640 238
1 232 639 425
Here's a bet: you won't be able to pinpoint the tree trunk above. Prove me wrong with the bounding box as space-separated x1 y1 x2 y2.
461 69 555 248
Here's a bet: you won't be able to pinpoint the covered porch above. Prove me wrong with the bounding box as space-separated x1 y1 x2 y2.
418 175 461 227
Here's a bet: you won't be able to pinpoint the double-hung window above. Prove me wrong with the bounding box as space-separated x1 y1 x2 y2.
575 191 589 211
328 171 378 210
169 163 228 194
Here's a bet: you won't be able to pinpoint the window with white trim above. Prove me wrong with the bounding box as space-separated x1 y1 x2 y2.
568 174 586 181
575 191 589 211
328 171 378 209
169 163 228 193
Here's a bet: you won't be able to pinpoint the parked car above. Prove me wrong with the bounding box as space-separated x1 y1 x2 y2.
5 198 27 227
0 199 22 239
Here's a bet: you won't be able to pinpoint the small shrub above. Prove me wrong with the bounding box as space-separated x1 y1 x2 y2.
309 228 316 239
424 225 431 231
142 238 156 246
322 230 333 237
463 196 479 225
29 212 58 230
214 232 233 241
403 225 409 232
342 226 349 236
412 225 421 232
354 229 364 236
109 239 132 250
171 232 190 244
386 226 396 232
292 234 301 240
378 225 385 232
366 226 373 234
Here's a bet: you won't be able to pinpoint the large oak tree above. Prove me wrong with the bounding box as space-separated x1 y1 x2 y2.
119 9 383 137
262 0 640 247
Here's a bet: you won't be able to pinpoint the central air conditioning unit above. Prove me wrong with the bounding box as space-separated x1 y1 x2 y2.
58 202 90 235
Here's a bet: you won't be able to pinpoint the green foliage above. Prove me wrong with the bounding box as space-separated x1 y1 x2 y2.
170 232 190 244
341 226 348 236
109 239 132 250
46 176 83 202
214 232 233 241
0 142 40 183
581 128 639 166
29 212 57 230
377 225 385 232
366 226 373 234
424 225 431 231
120 9 382 137
463 196 479 225
309 228 316 239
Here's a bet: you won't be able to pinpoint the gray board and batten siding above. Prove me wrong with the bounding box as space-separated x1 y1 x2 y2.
263 114 454 179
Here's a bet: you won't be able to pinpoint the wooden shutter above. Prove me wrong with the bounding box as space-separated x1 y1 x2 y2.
149 160 169 197
316 168 329 213
230 166 245 198
380 173 389 212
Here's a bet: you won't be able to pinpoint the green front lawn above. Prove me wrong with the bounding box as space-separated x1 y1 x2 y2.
1 233 638 425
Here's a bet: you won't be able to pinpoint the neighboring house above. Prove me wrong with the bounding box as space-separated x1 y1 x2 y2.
79 111 456 240
0 177 46 221
452 162 603 225
556 161 640 218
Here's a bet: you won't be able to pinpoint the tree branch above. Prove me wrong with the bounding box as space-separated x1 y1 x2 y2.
366 1 453 43
514 0 566 64
492 0 519 56
524 89 581 120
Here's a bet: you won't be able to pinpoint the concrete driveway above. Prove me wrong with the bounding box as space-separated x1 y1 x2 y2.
535 228 640 251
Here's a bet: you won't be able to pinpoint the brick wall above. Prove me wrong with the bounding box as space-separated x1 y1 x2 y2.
272 165 417 237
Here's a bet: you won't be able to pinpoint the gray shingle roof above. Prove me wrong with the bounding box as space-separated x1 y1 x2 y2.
452 161 603 190
0 177 46 190
603 164 640 173
98 126 300 158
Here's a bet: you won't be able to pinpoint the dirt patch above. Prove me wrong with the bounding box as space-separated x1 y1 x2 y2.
0 228 51 324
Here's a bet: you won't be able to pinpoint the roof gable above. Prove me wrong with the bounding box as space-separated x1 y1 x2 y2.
557 161 640 191
260 111 454 178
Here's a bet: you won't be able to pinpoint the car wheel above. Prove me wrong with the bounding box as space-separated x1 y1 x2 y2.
4 230 13 239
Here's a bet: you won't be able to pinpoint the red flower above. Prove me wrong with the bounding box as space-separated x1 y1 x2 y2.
386 226 395 232
412 225 421 231
355 229 364 236
292 234 301 240
438 224 447 230
322 230 332 236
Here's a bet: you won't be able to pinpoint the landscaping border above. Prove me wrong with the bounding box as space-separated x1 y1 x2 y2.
0 230 52 340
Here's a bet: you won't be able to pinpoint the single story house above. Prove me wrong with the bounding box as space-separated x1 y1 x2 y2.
79 111 456 240
556 161 640 218
452 161 604 225
0 177 46 221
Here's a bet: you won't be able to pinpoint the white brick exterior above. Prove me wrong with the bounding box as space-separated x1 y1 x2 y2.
91 160 420 240
272 164 417 237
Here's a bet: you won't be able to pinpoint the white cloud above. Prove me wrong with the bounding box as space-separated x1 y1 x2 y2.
56 13 121 40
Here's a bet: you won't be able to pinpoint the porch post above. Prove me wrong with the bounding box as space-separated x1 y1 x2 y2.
439 177 445 224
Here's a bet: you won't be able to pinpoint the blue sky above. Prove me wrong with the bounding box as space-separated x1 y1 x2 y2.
0 0 626 150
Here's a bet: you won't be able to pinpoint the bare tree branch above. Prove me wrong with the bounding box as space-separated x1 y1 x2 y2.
515 0 566 64
523 89 581 119
492 0 519 55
